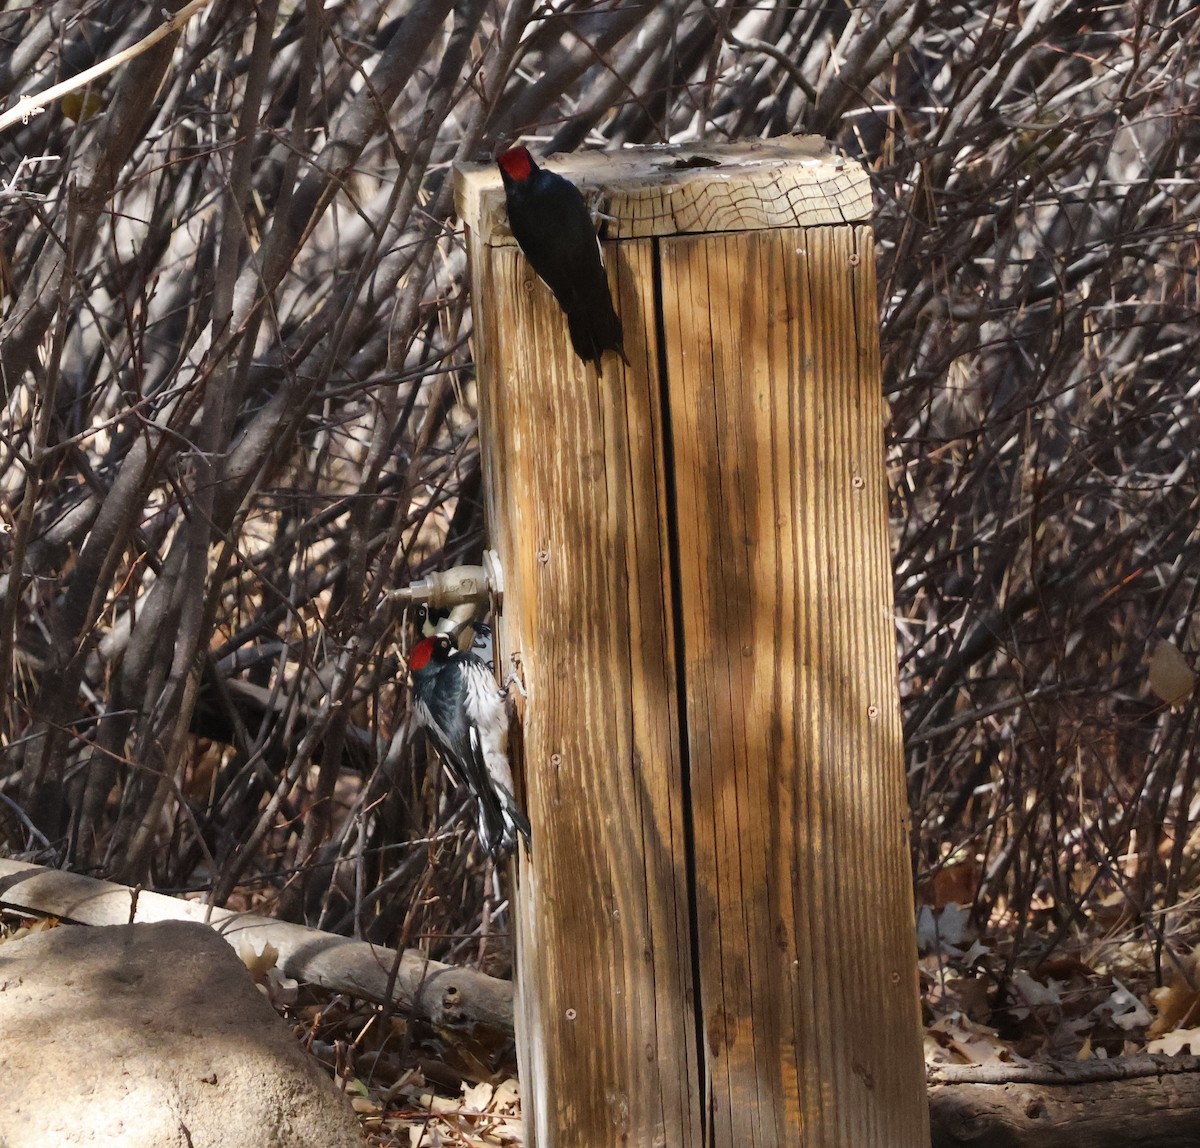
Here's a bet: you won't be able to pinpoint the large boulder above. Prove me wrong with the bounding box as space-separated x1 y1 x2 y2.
0 919 365 1147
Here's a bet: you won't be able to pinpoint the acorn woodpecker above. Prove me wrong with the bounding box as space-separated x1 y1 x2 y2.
409 633 530 858
496 145 626 369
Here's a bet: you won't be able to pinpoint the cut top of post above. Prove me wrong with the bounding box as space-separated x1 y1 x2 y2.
455 136 870 244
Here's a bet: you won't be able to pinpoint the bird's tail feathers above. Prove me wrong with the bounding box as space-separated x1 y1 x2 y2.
474 783 531 858
468 737 531 859
566 305 626 369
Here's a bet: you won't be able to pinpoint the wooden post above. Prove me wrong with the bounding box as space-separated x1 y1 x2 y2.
455 138 927 1148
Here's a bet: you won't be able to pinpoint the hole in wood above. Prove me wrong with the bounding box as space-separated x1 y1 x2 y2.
663 154 720 170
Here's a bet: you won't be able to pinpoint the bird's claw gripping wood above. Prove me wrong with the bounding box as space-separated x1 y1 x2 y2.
503 653 528 700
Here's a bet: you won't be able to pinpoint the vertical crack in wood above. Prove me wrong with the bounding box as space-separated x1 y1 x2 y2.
651 233 711 1147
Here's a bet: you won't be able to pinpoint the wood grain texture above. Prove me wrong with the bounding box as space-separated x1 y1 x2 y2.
930 1076 1200 1148
456 137 869 245
469 235 700 1147
659 224 927 1147
458 146 925 1148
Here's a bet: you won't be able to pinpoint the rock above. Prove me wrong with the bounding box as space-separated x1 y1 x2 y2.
0 919 365 1148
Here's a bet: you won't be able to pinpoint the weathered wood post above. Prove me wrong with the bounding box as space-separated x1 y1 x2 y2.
455 138 927 1148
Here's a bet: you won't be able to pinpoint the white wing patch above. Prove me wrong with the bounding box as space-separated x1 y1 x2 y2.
461 665 513 791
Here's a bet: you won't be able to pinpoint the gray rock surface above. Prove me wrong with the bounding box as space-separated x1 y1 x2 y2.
0 919 365 1148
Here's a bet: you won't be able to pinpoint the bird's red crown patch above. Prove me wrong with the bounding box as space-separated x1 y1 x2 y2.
497 146 534 181
408 636 437 671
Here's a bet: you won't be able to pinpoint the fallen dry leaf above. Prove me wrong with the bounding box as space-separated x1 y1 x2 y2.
1107 979 1153 1032
925 1011 1022 1065
916 903 972 955
237 940 280 980
1148 1026 1200 1056
1148 946 1200 1038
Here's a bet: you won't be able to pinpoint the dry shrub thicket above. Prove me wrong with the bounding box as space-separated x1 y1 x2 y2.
0 0 1197 992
